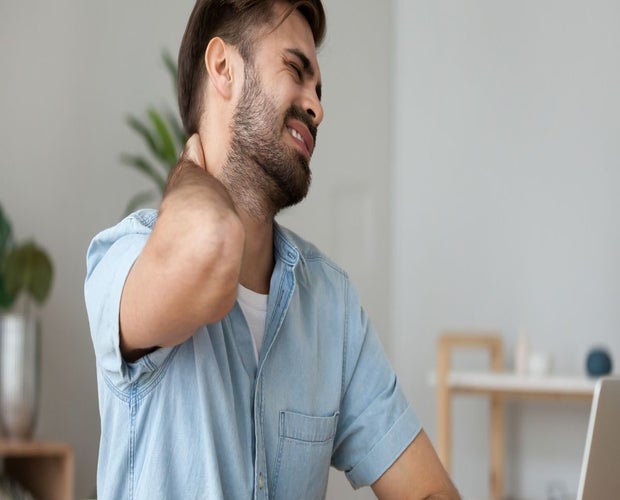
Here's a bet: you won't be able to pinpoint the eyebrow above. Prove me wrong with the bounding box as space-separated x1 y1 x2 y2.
285 48 322 100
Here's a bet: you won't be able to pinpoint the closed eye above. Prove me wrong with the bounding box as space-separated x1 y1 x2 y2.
283 49 322 101
288 61 303 80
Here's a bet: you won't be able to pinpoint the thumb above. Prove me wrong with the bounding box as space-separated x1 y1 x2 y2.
181 133 206 171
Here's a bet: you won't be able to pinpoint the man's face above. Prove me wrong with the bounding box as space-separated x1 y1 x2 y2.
223 5 323 215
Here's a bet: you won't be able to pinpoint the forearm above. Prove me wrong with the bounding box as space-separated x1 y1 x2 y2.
422 491 461 500
376 485 460 500
154 163 245 322
372 431 460 500
120 157 245 357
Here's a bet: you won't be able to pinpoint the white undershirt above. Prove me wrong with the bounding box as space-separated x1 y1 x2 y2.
237 284 268 362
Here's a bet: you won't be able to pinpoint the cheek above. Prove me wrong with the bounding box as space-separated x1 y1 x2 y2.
267 95 289 127
266 78 295 106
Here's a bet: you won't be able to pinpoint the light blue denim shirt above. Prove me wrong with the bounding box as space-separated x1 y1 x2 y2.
85 209 421 499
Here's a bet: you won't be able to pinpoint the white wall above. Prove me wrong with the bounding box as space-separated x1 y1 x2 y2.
392 1 620 498
0 1 390 498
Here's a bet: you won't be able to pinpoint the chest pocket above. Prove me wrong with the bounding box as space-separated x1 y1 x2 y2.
272 410 339 500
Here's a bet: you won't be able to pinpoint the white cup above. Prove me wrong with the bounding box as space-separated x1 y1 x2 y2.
528 351 552 377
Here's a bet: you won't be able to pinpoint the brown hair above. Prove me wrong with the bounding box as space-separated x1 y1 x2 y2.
178 0 326 135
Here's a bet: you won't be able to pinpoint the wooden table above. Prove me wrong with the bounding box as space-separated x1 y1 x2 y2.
0 439 73 500
436 333 595 500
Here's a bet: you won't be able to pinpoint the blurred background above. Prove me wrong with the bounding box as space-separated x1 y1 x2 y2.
0 1 618 498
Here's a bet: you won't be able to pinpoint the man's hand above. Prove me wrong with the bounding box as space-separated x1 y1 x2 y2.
165 133 207 191
119 134 245 361
182 133 206 169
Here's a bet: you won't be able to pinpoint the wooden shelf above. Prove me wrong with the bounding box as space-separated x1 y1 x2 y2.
0 439 73 500
446 371 596 398
435 333 594 500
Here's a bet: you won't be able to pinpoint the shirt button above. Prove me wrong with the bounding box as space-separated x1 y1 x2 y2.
258 472 264 490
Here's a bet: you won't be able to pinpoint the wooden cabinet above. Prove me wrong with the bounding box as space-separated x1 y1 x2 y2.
0 440 73 500
436 332 595 500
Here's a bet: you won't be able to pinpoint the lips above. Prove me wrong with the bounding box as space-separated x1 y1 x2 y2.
286 119 314 159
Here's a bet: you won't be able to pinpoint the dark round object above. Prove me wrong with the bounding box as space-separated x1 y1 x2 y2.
586 348 613 377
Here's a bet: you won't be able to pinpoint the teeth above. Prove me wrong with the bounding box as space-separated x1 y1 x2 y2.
288 127 304 143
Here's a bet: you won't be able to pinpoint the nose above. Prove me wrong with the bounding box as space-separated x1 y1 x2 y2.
303 89 324 127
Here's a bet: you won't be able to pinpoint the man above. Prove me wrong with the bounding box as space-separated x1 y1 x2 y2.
85 1 460 498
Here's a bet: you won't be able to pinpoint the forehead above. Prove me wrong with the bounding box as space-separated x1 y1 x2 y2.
254 4 321 75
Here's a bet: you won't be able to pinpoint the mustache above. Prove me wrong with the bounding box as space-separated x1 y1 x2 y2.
285 106 318 146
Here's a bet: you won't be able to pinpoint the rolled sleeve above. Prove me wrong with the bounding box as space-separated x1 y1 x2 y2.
346 406 421 488
84 210 172 391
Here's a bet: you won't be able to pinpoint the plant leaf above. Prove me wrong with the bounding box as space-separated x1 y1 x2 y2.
166 110 188 150
162 50 178 91
148 108 177 168
4 242 53 305
0 275 17 310
124 190 158 215
121 49 188 214
0 204 14 261
126 115 162 160
120 154 167 192
0 205 17 310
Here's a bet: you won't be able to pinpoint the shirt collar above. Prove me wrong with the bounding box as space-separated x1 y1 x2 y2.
273 221 301 268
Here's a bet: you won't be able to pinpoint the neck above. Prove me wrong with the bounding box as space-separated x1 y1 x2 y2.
218 153 282 222
199 117 279 294
238 210 274 294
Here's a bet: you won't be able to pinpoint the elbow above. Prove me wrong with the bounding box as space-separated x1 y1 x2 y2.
185 210 245 323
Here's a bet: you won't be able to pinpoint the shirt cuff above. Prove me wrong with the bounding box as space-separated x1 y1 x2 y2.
345 405 422 489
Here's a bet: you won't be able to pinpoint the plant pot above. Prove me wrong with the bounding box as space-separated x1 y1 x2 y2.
0 313 40 439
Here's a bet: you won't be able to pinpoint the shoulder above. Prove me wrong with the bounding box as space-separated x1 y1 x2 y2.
86 209 158 275
274 223 350 281
89 209 158 246
272 223 368 315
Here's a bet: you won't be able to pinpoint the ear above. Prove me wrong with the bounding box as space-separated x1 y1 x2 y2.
204 37 238 100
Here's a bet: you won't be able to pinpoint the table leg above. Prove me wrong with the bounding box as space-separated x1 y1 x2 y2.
437 338 452 472
490 395 504 500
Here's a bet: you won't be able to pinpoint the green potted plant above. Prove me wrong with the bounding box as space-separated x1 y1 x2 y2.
0 203 53 439
0 206 53 313
122 50 187 214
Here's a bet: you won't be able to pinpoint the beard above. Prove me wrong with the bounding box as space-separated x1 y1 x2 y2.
220 61 317 220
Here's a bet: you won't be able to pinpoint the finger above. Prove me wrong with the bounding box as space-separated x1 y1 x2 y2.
181 134 206 170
